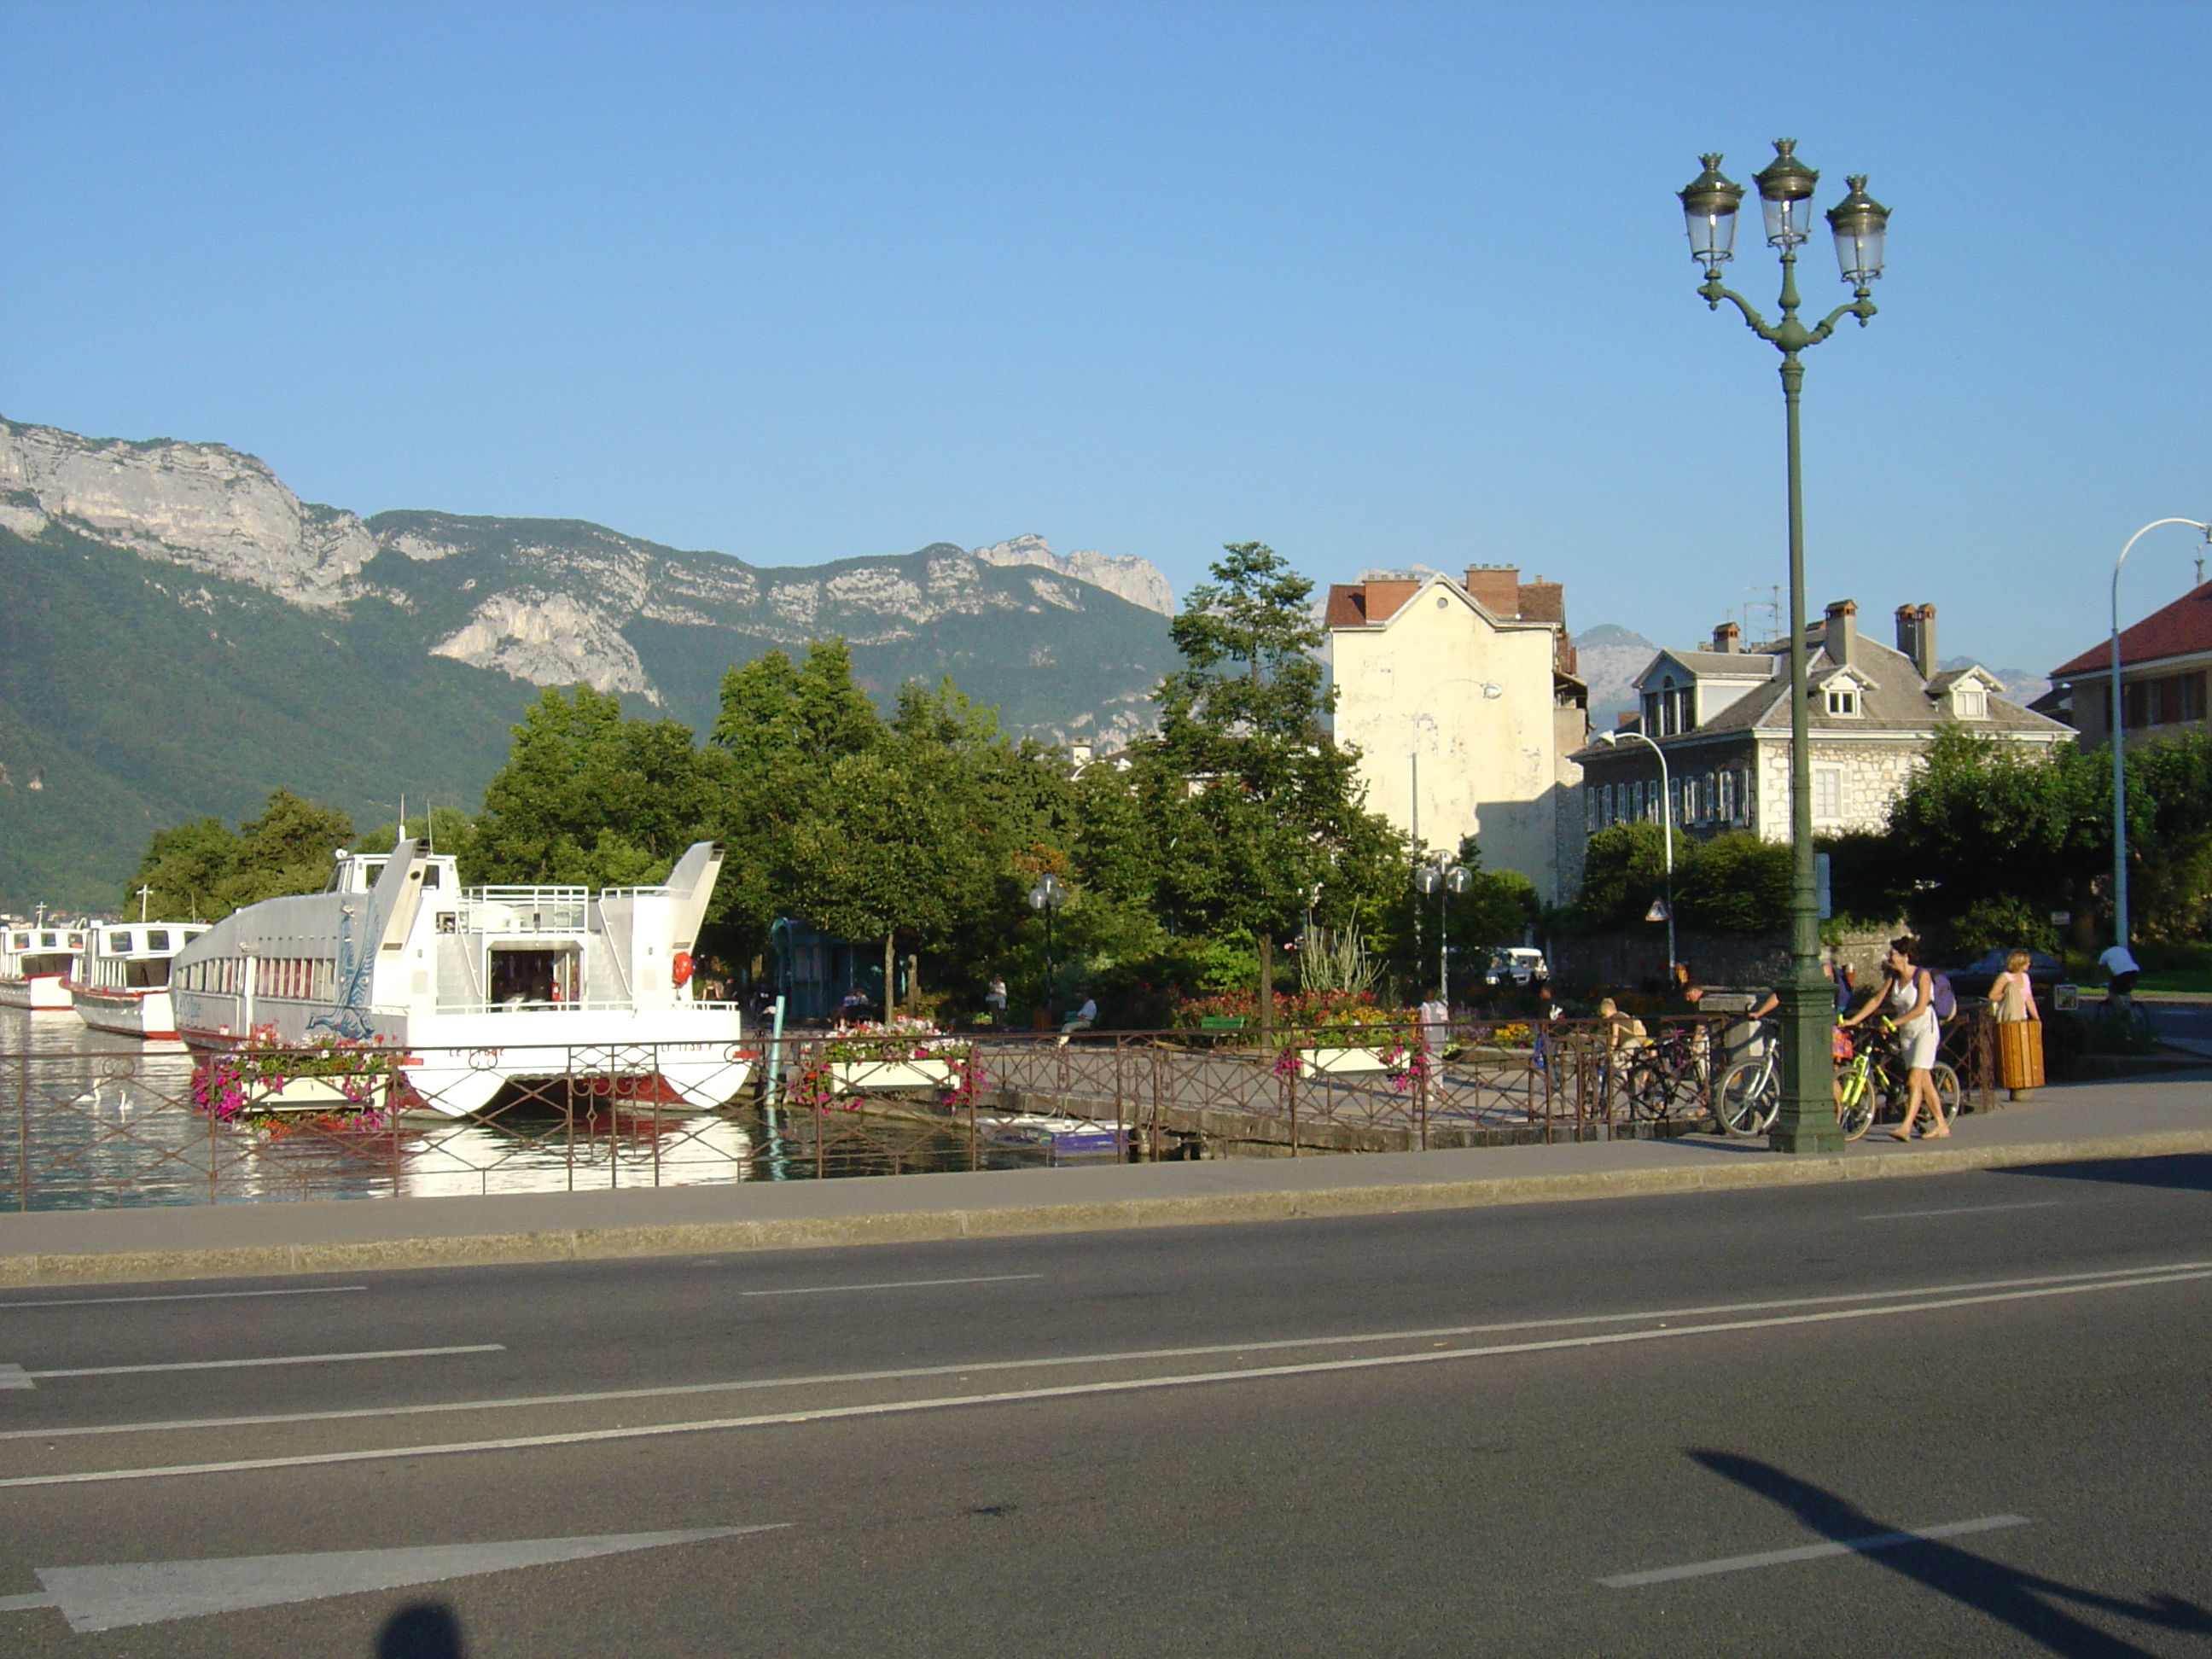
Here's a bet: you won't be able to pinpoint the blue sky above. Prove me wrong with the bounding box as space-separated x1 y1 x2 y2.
4 1 2207 678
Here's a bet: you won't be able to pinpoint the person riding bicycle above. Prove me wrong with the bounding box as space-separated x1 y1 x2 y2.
1838 936 1950 1140
2098 942 2142 1003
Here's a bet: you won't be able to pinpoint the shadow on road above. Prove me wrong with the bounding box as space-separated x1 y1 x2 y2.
1994 1152 2212 1193
1687 1451 2211 1656
377 1600 467 1657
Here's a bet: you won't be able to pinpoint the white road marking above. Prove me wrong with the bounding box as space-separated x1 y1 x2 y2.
0 1526 784 1632
0 1365 31 1391
1861 1202 2066 1220
6 1259 2201 1445
24 1344 503 1381
0 1286 366 1311
4 1266 2203 1488
740 1273 1045 1296
1599 1514 2031 1587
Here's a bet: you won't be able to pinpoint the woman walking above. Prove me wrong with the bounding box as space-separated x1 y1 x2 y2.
1989 949 2044 1102
1841 937 1949 1140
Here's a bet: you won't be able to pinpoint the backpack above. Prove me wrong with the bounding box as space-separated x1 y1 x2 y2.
1930 970 1956 1022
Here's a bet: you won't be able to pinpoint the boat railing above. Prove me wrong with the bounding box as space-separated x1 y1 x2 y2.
455 888 591 934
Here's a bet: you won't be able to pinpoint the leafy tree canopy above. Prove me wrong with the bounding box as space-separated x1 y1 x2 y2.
123 789 356 921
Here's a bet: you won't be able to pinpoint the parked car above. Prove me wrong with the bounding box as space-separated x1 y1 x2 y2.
1943 947 2064 1004
1483 947 1550 987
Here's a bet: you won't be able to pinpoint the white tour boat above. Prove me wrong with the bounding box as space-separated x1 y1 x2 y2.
68 921 213 1039
0 921 89 1011
170 839 752 1118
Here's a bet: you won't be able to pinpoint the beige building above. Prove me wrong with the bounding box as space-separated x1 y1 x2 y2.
1325 566 1589 903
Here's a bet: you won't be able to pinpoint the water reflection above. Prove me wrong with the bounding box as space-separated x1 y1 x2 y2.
0 1007 1051 1212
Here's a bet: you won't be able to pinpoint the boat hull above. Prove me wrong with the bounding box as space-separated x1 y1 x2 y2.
69 985 178 1041
181 1005 755 1120
0 975 73 1012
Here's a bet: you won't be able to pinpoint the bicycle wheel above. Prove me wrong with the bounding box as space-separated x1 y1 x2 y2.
1623 1059 1672 1121
1930 1062 1962 1121
1837 1072 1877 1140
1716 1059 1778 1137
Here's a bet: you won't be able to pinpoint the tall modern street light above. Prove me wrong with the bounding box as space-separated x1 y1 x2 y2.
2109 518 2212 950
1597 731 1674 981
1679 139 1888 1155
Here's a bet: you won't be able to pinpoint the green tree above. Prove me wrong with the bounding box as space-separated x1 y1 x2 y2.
123 789 357 921
464 685 731 888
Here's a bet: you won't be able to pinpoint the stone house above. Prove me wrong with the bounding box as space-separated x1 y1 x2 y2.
1324 566 1588 904
1575 601 2070 843
2045 579 2212 747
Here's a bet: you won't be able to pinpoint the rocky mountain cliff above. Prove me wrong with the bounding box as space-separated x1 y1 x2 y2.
0 416 1180 910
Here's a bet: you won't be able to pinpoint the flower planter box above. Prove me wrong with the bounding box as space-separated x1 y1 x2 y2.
829 1057 957 1095
249 1076 377 1114
1298 1046 1395 1077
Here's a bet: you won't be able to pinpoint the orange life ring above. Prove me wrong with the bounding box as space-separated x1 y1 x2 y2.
671 951 695 988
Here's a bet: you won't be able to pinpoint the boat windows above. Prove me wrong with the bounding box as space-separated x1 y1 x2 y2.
146 929 170 952
490 947 580 1008
108 932 135 955
420 864 441 888
20 953 73 977
126 958 170 989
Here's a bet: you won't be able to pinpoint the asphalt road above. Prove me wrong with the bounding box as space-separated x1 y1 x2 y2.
2 1154 2209 1656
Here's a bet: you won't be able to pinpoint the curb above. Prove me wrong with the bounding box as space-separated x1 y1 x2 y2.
5 1126 2211 1289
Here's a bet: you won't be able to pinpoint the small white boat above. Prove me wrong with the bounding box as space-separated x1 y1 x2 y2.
0 921 88 1011
68 921 212 1039
172 839 752 1118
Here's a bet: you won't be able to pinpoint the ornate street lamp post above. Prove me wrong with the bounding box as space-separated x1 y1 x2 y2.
1678 140 1888 1154
1416 858 1470 1004
1598 731 1674 981
1027 873 1067 1018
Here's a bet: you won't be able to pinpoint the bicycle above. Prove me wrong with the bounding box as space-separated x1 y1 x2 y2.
1833 1019 1960 1141
1616 1022 1714 1124
1715 1019 1781 1138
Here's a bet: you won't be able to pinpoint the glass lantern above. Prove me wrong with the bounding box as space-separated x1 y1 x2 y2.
1678 154 1743 265
1753 138 1819 247
1825 175 1889 284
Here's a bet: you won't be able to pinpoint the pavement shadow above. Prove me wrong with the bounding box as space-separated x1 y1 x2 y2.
1992 1152 2212 1193
1687 1451 2211 1656
376 1600 467 1657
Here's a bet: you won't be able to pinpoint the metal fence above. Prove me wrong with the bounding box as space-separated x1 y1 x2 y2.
3 1010 2000 1212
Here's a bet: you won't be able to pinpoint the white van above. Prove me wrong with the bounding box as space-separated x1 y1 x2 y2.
1483 947 1549 987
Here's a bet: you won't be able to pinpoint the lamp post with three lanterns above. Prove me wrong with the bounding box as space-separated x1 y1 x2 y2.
1677 138 1889 1154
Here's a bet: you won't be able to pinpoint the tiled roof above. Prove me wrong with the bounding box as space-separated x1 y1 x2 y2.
1324 585 1370 628
1576 635 2069 757
2052 582 2212 678
1646 649 1778 679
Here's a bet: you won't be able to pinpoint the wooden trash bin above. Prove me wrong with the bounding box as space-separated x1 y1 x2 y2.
1997 1020 2045 1093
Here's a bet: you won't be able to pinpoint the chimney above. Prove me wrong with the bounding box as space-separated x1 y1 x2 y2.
1711 621 1740 654
1463 565 1521 617
1516 576 1564 625
1823 598 1858 667
1362 579 1419 621
1894 602 1937 681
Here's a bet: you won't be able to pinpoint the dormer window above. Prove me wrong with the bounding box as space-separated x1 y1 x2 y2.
1825 687 1857 715
1950 681 1988 720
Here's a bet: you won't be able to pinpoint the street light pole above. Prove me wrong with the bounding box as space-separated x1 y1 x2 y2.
1679 142 1887 1155
1027 873 1067 1021
1598 731 1674 981
1415 859 1470 1003
2108 519 2212 951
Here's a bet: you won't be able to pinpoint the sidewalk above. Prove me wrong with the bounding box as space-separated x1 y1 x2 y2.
3 1069 2208 1289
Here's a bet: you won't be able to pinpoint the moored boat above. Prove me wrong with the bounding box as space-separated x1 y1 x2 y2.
0 920 88 1011
171 840 752 1118
69 921 212 1039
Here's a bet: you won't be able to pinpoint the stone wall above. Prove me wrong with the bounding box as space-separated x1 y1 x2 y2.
1546 923 1905 993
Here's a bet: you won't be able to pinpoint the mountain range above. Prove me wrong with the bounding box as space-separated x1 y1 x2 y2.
0 417 1179 912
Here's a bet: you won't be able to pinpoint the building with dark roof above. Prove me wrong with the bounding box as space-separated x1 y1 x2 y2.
2046 580 2212 748
1575 601 2069 844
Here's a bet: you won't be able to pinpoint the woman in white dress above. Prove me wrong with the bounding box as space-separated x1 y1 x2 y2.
1841 936 1949 1140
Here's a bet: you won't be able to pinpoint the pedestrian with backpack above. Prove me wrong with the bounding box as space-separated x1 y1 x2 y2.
1840 936 1949 1139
